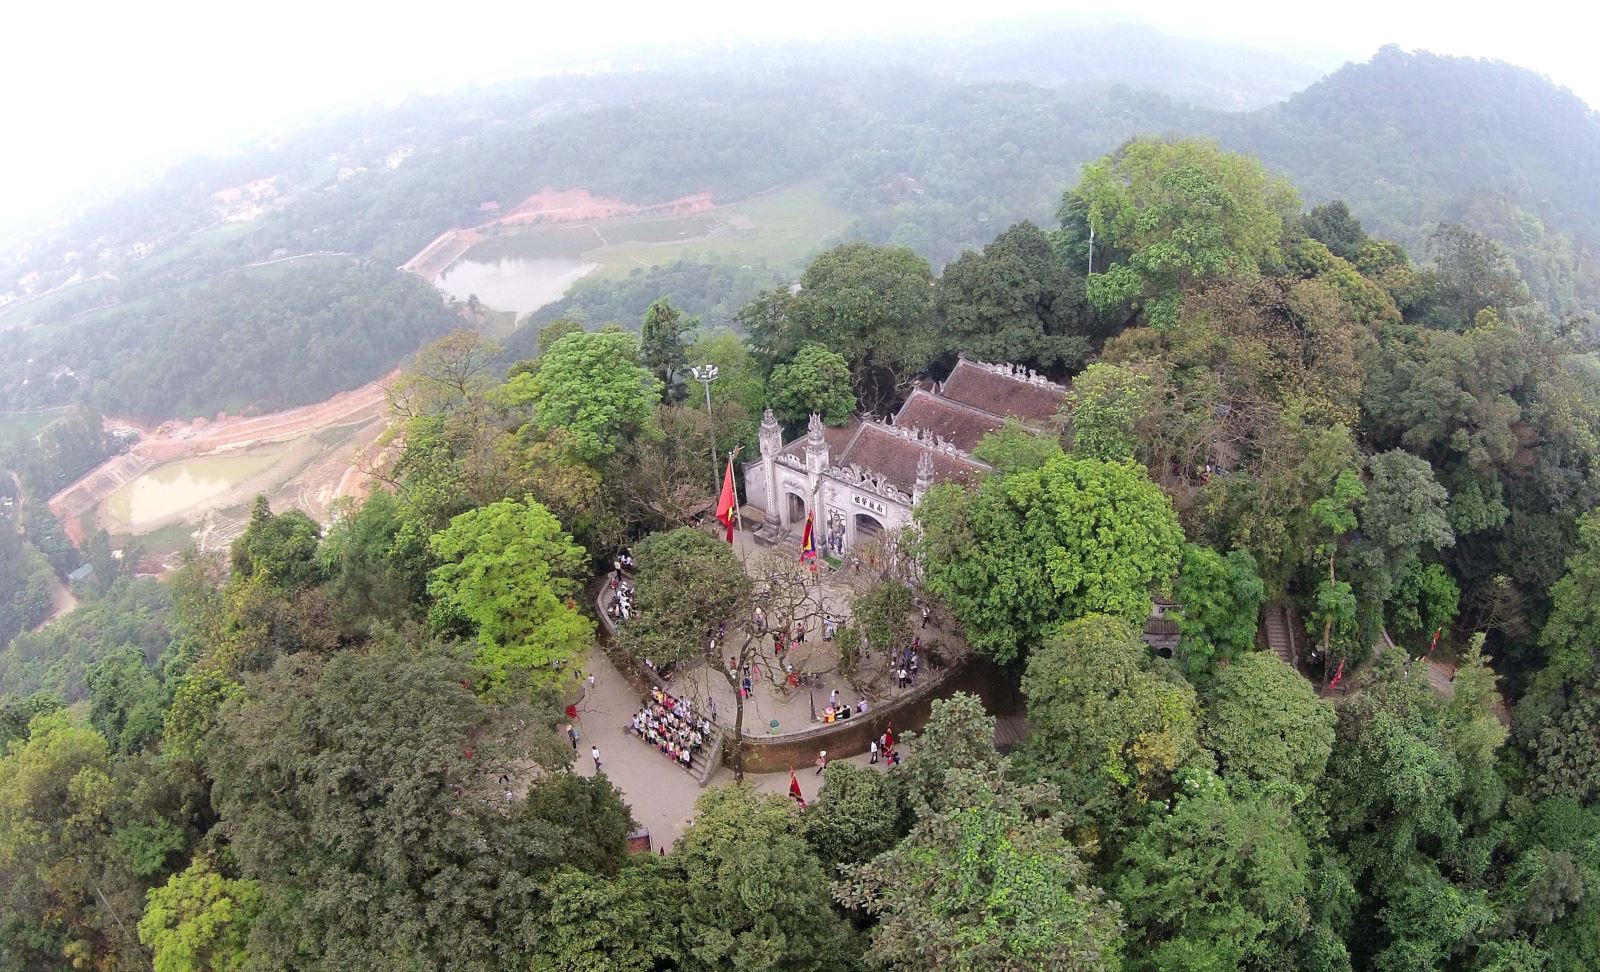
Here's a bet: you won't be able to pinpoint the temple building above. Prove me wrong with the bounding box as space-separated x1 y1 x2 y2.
743 357 1069 550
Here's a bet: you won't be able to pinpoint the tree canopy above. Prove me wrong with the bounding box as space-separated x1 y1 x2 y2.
427 497 592 692
917 454 1183 664
501 329 661 465
1072 137 1299 327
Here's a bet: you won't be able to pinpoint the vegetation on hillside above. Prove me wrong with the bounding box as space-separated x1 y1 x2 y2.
9 55 1600 969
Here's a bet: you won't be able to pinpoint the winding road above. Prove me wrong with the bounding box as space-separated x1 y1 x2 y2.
4 468 79 628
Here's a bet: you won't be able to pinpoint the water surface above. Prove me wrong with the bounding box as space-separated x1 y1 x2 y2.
107 450 284 528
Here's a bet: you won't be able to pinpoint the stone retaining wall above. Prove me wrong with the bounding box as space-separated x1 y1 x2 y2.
592 572 1024 773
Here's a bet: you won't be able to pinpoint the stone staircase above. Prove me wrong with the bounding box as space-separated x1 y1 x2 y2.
690 728 726 786
1264 604 1297 670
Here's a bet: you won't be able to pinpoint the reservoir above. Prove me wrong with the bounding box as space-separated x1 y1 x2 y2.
106 449 287 529
437 253 599 316
434 213 721 315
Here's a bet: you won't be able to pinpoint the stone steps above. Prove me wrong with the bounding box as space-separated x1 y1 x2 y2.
1264 605 1295 668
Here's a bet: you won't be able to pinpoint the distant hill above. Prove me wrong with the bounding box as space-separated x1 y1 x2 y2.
941 22 1331 111
1217 46 1600 316
10 40 1600 423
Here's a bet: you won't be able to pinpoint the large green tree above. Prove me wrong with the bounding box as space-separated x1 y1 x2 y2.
639 297 697 402
1114 771 1339 971
839 770 1125 971
230 497 326 593
427 497 592 693
766 342 857 427
1067 362 1157 462
1012 614 1204 842
1071 137 1299 327
666 784 859 971
206 644 630 971
935 220 1090 369
137 857 262 972
1171 544 1265 681
523 859 679 972
614 526 752 672
745 243 939 408
803 761 908 872
917 454 1183 664
1202 651 1336 789
0 711 176 969
501 329 661 465
1320 647 1507 967
1353 449 1455 613
896 691 1009 813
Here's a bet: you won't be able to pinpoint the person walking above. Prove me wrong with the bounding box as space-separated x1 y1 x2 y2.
566 724 579 751
591 746 602 771
586 672 596 693
869 740 879 764
921 604 931 628
815 749 828 775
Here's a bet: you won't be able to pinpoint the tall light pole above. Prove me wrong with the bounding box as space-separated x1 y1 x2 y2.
691 364 719 495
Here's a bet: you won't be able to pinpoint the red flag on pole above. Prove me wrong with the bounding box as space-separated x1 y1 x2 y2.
715 457 738 543
799 511 817 564
1426 625 1443 658
789 769 806 808
1329 658 1345 690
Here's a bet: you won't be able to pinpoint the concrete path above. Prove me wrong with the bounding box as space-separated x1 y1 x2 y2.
571 646 880 849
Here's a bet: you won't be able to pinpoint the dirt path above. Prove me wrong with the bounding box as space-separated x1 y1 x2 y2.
6 468 79 628
34 578 77 630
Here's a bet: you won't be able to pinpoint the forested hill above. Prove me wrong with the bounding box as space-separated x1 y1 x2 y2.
1216 46 1600 316
942 21 1327 110
1240 46 1600 236
8 42 1600 424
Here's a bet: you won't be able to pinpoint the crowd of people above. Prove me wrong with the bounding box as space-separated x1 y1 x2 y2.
604 548 637 623
629 686 714 772
606 575 636 622
891 642 922 689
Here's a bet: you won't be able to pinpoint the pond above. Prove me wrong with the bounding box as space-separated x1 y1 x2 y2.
436 253 599 316
106 449 286 529
435 213 722 315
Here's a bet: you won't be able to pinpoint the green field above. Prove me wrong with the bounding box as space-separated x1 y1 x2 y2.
585 182 851 280
0 278 115 330
457 181 850 284
0 407 71 439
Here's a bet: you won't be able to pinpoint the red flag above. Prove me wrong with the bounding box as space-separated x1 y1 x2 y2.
715 457 738 542
789 769 806 807
1329 658 1345 690
1426 626 1443 658
799 511 817 563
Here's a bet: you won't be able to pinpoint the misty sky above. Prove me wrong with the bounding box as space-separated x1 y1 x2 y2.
5 0 1595 232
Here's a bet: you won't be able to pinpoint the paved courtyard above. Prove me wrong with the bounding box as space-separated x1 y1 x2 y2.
605 529 960 738
570 646 881 849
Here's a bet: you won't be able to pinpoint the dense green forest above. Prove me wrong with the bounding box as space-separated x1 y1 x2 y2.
0 262 460 419
6 42 1600 426
9 135 1600 969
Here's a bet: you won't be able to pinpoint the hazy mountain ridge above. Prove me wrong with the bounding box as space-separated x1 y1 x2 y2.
7 40 1600 423
1229 46 1600 232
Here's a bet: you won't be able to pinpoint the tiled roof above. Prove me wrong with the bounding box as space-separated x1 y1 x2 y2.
891 388 1006 453
779 419 861 460
837 423 988 493
939 358 1068 425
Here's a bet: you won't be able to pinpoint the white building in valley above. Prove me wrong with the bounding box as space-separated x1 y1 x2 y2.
743 357 1069 550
